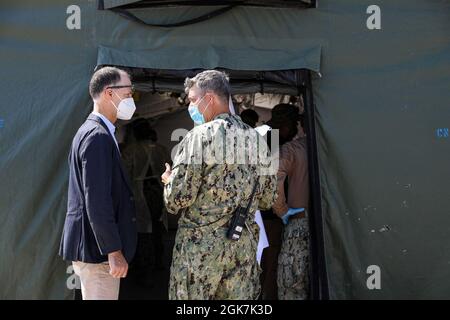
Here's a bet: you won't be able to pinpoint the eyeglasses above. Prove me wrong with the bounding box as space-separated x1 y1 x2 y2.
106 85 135 95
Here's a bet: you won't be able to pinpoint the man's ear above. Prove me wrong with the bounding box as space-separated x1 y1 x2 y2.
103 88 112 100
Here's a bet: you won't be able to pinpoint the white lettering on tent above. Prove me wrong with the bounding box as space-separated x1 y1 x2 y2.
366 5 381 30
66 265 81 290
66 5 81 30
366 265 381 290
437 128 449 138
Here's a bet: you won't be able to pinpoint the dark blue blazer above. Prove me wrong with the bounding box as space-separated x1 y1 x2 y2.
59 114 137 263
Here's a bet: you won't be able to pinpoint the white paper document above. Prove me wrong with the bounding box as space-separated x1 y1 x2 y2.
255 210 269 265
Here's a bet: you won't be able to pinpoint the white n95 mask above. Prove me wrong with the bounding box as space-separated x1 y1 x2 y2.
112 92 136 120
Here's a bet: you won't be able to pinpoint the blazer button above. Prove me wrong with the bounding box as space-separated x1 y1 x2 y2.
130 196 134 201
132 217 136 222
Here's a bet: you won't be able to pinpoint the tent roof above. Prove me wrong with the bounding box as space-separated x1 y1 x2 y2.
109 67 311 95
97 42 321 73
101 0 316 10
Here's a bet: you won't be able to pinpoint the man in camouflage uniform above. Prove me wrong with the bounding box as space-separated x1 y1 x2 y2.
270 104 310 300
161 70 277 300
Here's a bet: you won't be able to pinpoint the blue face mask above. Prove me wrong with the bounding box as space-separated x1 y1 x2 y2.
188 95 211 125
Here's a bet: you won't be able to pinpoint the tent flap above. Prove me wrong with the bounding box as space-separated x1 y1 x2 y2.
97 43 322 72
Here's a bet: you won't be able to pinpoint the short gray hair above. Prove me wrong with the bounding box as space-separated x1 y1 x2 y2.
184 70 230 101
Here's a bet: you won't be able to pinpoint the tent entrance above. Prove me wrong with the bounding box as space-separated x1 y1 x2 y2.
76 66 328 300
94 66 311 96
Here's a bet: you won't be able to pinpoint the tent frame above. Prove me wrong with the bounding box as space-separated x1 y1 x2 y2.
96 64 330 299
302 71 329 299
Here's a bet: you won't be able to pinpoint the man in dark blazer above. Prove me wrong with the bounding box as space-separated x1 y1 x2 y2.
59 66 138 300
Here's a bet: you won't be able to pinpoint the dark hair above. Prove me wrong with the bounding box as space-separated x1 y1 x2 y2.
240 109 259 128
89 66 128 99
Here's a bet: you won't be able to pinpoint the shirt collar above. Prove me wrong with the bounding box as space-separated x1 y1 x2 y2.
92 111 116 134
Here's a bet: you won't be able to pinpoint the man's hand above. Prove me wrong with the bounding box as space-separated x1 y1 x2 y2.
108 250 128 278
161 163 172 185
281 207 305 225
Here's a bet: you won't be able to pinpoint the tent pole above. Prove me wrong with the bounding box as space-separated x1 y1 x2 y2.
303 70 329 300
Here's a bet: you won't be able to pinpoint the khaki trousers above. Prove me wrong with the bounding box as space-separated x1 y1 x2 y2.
72 261 120 300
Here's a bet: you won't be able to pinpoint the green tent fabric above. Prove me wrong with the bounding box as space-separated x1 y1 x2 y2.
102 0 142 9
0 0 449 299
97 42 322 71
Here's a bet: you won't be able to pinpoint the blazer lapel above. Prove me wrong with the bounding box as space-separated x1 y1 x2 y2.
88 114 133 193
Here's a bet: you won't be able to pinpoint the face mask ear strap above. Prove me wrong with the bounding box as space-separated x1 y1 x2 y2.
194 94 205 105
200 97 214 123
108 90 119 111
112 90 122 100
203 96 212 111
193 93 208 111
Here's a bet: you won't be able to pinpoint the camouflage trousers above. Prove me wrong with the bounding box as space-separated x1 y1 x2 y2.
277 215 310 300
169 225 261 300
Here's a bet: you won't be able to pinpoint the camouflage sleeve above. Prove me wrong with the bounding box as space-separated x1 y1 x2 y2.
257 173 277 211
163 131 203 214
